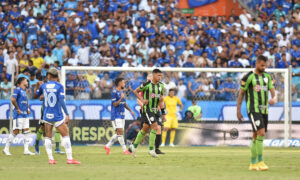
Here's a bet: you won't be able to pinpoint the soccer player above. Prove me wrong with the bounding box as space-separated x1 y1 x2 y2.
137 73 165 154
132 69 166 158
126 118 142 152
35 97 64 155
161 88 183 147
104 77 135 155
237 55 276 171
34 68 80 164
3 77 35 156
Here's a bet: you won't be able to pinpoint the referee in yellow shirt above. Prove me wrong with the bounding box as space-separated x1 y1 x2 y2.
161 89 183 147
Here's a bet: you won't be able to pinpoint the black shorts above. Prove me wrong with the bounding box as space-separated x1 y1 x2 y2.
248 112 268 132
141 111 162 126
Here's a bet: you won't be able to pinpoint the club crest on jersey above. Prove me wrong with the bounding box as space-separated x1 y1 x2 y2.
254 85 260 92
263 77 268 84
255 120 261 127
158 86 162 92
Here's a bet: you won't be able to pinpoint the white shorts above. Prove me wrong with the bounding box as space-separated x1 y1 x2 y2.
111 119 125 130
41 119 65 128
13 118 30 130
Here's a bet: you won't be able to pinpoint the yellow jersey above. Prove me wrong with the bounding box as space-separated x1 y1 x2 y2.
164 96 182 117
31 57 44 69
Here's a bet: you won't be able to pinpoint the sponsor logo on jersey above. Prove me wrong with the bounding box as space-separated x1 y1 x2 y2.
46 113 54 119
150 93 161 98
46 84 56 89
254 85 268 92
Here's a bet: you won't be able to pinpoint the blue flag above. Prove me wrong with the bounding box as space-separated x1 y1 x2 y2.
188 0 218 8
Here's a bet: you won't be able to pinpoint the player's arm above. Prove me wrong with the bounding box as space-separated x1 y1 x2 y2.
237 88 246 122
177 97 183 111
237 73 251 122
33 81 44 99
268 75 276 105
134 82 149 105
59 86 70 124
112 92 124 107
159 87 167 122
11 97 21 114
137 98 143 107
125 103 135 117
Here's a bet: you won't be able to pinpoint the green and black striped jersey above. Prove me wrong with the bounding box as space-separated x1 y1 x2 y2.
139 80 164 113
240 71 274 115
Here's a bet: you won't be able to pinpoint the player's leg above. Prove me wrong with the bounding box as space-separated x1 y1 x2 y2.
132 122 149 157
155 124 165 154
35 124 45 155
116 119 131 154
169 117 178 147
56 120 80 164
249 132 258 170
54 128 65 154
249 113 268 171
22 118 34 155
148 122 158 157
3 119 20 155
104 121 118 154
162 116 172 146
44 122 55 163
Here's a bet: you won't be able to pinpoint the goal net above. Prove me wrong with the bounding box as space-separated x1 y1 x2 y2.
61 66 295 147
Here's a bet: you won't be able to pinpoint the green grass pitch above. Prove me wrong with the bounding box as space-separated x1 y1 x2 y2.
1 146 299 180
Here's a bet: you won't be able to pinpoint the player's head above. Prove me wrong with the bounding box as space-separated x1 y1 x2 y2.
255 55 267 73
152 69 162 82
47 68 59 80
147 73 152 81
169 88 175 97
115 77 125 89
16 77 29 89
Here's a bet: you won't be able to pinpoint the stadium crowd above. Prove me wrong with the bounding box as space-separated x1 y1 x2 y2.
0 0 299 101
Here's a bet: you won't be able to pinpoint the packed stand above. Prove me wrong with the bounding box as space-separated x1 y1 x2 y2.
0 0 299 101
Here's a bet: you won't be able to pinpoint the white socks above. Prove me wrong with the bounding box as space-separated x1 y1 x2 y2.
23 131 30 152
62 136 73 160
44 137 54 160
117 135 127 152
106 134 118 148
4 134 16 150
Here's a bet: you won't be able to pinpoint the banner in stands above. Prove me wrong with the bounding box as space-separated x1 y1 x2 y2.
188 0 217 8
0 100 300 121
0 120 299 147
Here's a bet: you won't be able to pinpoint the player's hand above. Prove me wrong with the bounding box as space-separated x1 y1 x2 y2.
120 93 125 99
65 115 70 125
237 111 243 122
17 109 21 114
268 98 276 106
142 99 149 105
162 115 167 122
37 81 44 86
28 109 31 114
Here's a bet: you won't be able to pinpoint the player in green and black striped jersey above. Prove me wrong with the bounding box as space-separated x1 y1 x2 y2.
132 69 166 158
237 55 276 171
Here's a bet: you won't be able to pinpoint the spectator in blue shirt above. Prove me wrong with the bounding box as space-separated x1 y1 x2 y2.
66 73 77 100
276 53 290 68
52 41 65 66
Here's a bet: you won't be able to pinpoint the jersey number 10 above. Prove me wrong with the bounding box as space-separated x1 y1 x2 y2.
43 91 57 108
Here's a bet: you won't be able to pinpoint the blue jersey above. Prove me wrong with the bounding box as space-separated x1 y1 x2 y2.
12 87 29 119
111 89 125 120
36 81 65 122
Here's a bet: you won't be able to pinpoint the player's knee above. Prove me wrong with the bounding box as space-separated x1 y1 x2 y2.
23 129 30 134
257 129 265 136
13 129 19 135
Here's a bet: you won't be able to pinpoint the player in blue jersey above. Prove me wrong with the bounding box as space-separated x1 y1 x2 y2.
104 77 135 155
34 68 80 165
3 77 35 156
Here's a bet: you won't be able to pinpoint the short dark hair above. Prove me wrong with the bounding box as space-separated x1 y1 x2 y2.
115 77 124 86
257 55 267 62
16 77 27 86
169 88 176 92
152 69 162 74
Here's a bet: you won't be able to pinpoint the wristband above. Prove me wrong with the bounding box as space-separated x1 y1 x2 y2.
161 108 166 115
